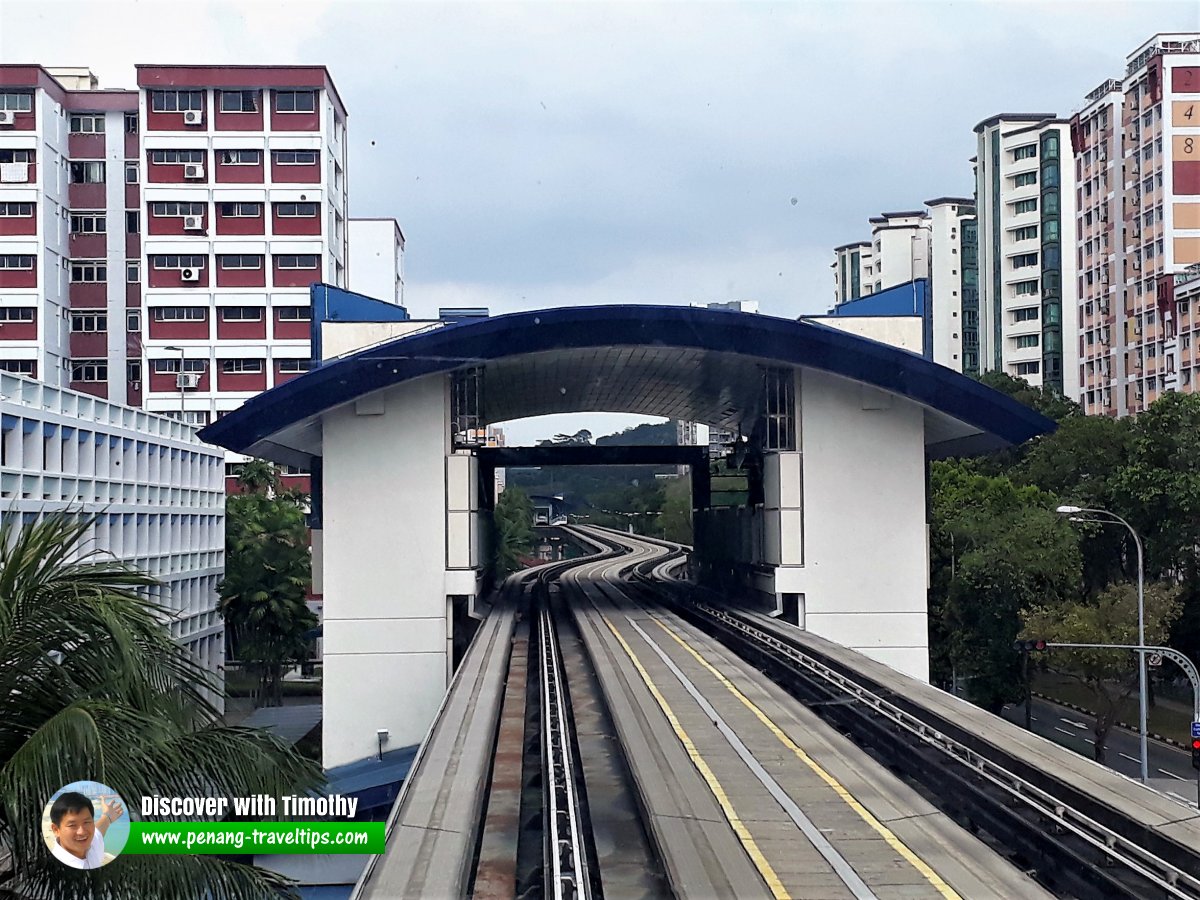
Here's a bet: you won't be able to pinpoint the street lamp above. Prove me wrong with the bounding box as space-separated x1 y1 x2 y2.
1056 504 1148 783
165 345 186 421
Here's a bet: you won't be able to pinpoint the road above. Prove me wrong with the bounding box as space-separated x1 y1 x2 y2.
1003 697 1199 806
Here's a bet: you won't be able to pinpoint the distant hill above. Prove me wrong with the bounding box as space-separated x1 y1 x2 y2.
595 421 677 447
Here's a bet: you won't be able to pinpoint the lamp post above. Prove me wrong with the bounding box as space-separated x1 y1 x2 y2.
165 345 185 421
1057 504 1148 784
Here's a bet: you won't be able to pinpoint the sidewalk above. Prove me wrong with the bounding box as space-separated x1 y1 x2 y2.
1033 672 1195 748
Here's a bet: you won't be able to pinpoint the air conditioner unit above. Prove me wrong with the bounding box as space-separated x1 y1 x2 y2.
176 373 200 389
180 267 201 282
182 215 203 231
0 111 14 127
183 109 204 126
183 163 205 180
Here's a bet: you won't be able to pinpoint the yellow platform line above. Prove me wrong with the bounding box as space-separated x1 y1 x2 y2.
652 616 963 900
598 611 790 900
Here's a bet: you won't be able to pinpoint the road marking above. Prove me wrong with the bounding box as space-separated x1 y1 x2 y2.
596 612 790 899
1053 727 1077 737
648 615 962 900
1060 718 1088 729
1119 753 1140 764
1158 769 1187 781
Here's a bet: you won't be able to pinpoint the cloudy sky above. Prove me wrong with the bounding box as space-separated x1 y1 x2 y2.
3 1 1196 442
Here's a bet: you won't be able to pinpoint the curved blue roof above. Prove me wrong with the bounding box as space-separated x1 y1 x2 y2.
199 304 1054 459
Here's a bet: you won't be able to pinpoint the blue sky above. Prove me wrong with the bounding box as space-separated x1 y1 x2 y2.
5 1 1197 443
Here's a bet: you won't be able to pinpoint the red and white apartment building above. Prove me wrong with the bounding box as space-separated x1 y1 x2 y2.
0 64 404 458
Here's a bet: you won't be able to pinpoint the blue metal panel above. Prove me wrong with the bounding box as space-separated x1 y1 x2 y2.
200 302 1054 457
311 283 410 363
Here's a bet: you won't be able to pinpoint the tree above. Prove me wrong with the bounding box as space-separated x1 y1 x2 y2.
0 512 321 899
493 485 535 575
1022 581 1182 763
661 477 693 544
220 464 316 707
976 370 1081 422
929 461 1080 710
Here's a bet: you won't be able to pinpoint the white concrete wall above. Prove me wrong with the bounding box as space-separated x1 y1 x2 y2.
776 368 930 680
347 219 403 305
320 374 453 767
805 316 923 354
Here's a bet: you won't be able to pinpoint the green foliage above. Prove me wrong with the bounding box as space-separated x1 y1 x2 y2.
975 370 1081 422
660 476 693 544
1022 582 1181 761
931 461 1080 711
493 485 535 574
220 464 316 708
0 512 321 899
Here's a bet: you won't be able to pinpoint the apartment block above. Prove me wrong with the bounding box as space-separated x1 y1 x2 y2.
1072 33 1200 416
974 115 1079 398
347 217 404 306
830 201 976 373
0 63 406 440
0 372 226 703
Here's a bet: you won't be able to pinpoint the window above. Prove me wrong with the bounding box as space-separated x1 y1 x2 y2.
1014 198 1037 214
152 307 205 321
1015 361 1041 376
0 150 30 164
276 255 318 270
150 90 203 112
1011 252 1038 269
70 359 107 382
150 255 206 269
150 202 206 217
1013 307 1039 322
222 359 264 374
152 358 206 374
0 255 34 269
126 210 139 233
221 306 263 322
275 202 318 217
219 90 259 113
69 114 105 134
0 202 33 217
1014 334 1040 349
273 150 318 165
69 161 105 183
126 261 140 283
277 307 312 321
1012 225 1039 242
1014 280 1039 295
278 359 312 373
275 90 316 113
0 92 32 112
70 313 106 332
0 307 34 321
126 310 140 332
149 149 205 165
127 360 142 382
69 261 106 282
0 360 34 375
124 112 138 134
69 213 106 234
125 161 139 183
218 149 261 165
1013 171 1037 187
218 255 262 270
1012 144 1037 161
219 202 262 218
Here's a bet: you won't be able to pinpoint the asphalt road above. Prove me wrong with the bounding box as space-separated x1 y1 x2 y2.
1003 697 1200 806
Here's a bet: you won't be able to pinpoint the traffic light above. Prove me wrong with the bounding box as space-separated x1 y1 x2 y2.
1013 638 1048 652
1191 738 1200 770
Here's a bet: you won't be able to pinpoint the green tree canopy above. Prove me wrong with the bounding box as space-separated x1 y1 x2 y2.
493 485 535 575
0 513 321 898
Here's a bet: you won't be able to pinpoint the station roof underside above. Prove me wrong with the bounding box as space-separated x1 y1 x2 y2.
199 305 1054 466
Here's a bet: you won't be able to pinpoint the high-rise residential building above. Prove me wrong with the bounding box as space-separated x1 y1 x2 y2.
1072 33 1200 416
0 63 406 438
974 115 1079 398
829 201 976 373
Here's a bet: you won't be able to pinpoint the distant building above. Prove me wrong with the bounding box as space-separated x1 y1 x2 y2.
0 373 226 705
348 218 404 306
691 299 760 314
974 114 1079 398
1072 33 1200 416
